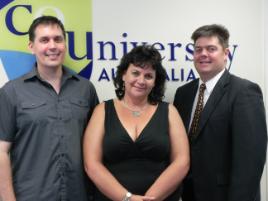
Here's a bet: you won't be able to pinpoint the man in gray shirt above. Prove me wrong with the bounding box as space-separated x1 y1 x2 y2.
0 16 99 201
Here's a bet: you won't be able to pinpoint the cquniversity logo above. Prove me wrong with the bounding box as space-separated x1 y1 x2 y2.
0 0 93 86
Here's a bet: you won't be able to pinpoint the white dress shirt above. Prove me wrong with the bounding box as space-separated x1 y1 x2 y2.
188 69 226 131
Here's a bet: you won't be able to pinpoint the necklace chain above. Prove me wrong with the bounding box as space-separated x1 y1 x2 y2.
122 99 148 117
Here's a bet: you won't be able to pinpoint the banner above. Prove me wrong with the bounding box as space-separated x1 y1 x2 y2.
0 0 92 86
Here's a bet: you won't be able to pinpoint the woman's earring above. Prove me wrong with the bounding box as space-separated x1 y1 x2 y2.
122 81 125 91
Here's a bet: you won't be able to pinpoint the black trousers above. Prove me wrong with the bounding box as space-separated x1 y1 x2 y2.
181 178 196 201
182 178 261 201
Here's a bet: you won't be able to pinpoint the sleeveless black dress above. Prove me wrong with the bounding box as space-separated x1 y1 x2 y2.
94 99 181 201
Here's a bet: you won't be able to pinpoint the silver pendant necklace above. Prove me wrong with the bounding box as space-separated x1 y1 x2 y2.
122 99 148 117
131 111 141 117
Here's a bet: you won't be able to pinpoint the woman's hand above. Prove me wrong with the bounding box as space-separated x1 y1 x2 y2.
130 194 155 201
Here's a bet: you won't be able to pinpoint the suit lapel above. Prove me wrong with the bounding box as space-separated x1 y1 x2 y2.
197 70 230 136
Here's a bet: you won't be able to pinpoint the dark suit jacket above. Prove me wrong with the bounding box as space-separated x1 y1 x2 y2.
174 70 267 201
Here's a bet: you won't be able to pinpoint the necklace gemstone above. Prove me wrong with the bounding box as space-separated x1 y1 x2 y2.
132 111 141 117
122 99 148 117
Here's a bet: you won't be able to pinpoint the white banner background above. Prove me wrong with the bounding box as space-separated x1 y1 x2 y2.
92 0 267 200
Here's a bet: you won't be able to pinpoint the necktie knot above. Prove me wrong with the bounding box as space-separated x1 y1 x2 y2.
200 83 206 93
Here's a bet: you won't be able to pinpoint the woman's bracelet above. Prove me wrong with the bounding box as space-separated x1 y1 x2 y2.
122 192 132 201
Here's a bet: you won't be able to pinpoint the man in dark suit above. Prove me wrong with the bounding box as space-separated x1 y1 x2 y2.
174 24 267 201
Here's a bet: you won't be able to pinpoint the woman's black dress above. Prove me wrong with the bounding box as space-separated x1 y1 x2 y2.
93 100 181 201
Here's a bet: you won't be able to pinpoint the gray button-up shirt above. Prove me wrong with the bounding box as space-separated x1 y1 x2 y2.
0 67 99 201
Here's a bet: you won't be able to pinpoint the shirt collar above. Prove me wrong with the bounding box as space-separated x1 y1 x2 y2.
199 68 226 94
23 64 80 82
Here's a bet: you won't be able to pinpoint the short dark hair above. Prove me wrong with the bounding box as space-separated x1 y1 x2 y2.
113 45 167 104
28 15 66 42
191 24 229 48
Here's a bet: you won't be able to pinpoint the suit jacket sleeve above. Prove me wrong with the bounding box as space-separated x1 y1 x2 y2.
228 82 267 201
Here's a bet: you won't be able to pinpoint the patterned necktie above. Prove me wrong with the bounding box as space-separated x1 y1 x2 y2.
189 83 206 142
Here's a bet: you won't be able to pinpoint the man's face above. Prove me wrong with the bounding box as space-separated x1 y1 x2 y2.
193 36 229 82
28 24 66 70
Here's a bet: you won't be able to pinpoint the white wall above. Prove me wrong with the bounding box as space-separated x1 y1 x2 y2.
92 0 265 102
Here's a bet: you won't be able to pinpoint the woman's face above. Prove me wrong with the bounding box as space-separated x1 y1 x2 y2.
122 64 156 99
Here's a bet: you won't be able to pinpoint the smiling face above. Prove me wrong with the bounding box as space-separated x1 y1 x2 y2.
193 36 229 82
28 24 66 71
122 64 156 100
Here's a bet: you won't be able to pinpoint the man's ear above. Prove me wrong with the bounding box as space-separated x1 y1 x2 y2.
224 48 229 62
28 41 34 54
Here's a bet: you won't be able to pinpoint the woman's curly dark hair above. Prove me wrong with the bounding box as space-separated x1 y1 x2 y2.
113 45 167 104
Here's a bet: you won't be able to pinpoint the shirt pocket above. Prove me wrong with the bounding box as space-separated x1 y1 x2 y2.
69 98 89 123
21 101 46 109
18 100 47 124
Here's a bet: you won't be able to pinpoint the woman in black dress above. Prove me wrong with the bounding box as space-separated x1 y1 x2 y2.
83 45 189 201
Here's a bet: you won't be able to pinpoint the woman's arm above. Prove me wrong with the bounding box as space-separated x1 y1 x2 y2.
83 102 155 201
145 104 190 201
